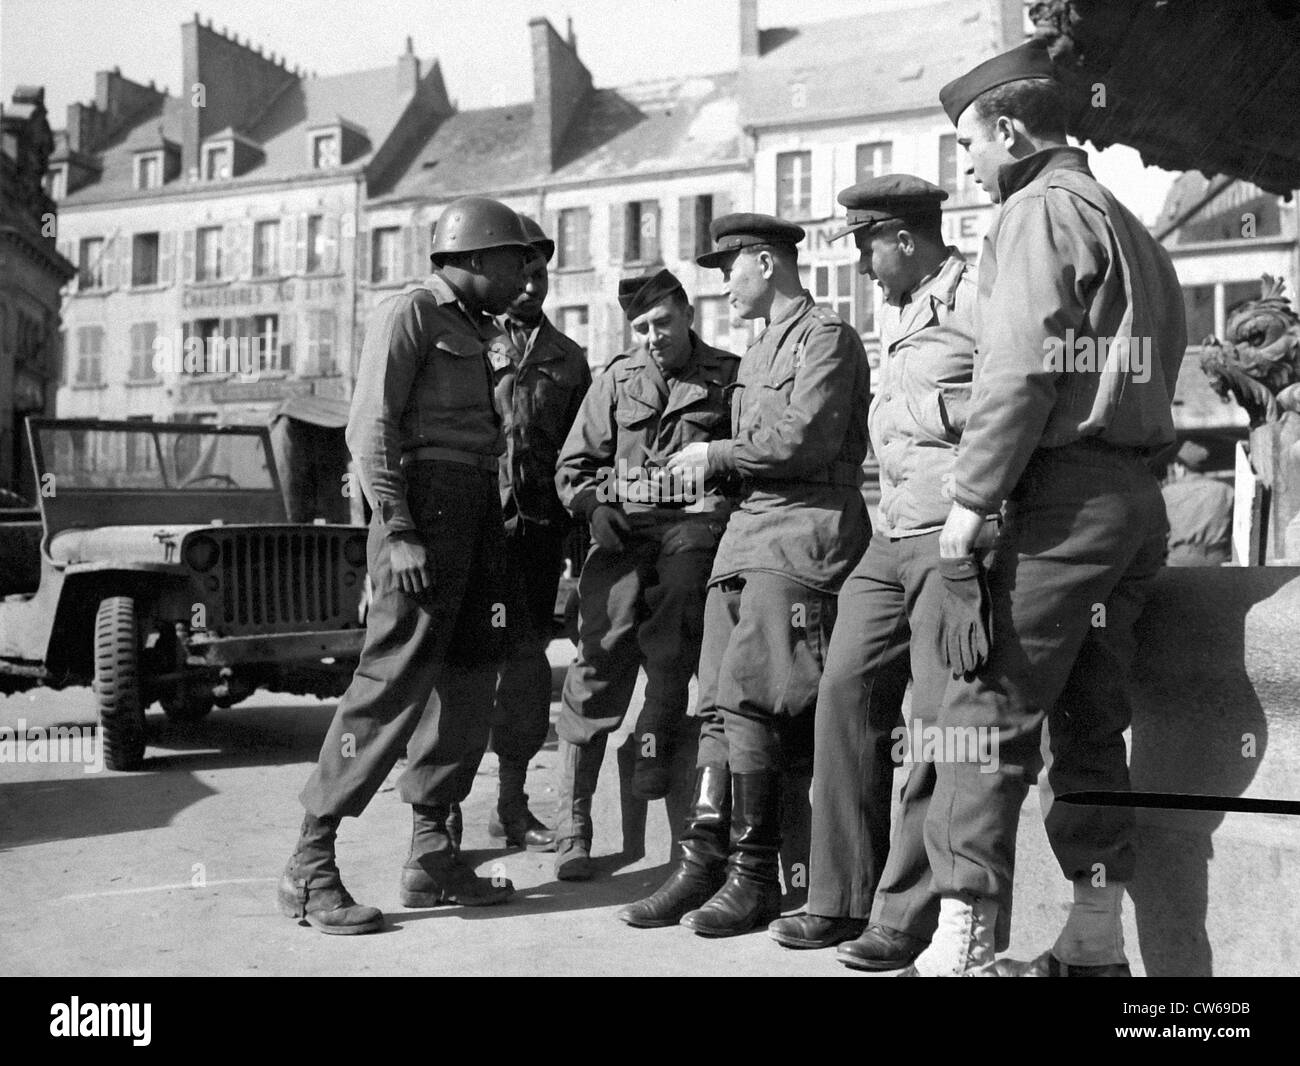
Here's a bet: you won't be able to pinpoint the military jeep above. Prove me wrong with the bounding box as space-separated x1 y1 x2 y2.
0 418 367 770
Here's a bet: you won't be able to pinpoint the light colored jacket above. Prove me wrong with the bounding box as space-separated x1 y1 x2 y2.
869 250 976 536
954 147 1187 514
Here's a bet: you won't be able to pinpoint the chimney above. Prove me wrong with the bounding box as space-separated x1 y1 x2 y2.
739 0 760 58
529 17 593 171
992 0 1029 48
66 69 166 153
180 16 298 177
397 35 421 96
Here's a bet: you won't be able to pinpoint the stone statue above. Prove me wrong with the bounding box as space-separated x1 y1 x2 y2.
1200 275 1300 561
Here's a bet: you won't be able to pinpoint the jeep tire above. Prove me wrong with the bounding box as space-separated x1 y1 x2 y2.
94 596 146 771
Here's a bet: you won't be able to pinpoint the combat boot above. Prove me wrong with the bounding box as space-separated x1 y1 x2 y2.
554 738 603 880
490 758 556 851
617 765 730 928
399 802 514 907
278 812 383 935
681 770 782 938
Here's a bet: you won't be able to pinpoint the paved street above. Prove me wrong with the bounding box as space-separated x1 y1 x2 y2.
2 639 1084 977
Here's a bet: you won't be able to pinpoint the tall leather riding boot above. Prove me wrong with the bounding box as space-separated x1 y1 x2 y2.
554 738 604 880
780 768 812 911
664 728 700 856
278 812 383 935
491 757 556 852
681 770 782 937
617 735 647 859
616 765 731 928
399 802 514 907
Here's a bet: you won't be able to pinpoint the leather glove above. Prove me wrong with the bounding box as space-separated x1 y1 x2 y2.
589 505 631 552
938 553 991 678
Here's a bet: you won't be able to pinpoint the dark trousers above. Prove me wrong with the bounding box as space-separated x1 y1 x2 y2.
807 530 949 922
300 461 507 819
490 520 567 765
695 572 833 774
925 443 1168 905
557 524 713 752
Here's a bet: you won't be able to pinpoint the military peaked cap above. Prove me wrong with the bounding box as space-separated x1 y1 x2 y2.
829 175 948 242
697 212 805 269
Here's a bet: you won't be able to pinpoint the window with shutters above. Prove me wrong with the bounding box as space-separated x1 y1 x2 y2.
855 142 893 182
371 227 400 283
184 319 223 373
812 262 859 330
558 306 589 348
696 296 731 350
74 326 104 385
306 215 325 273
204 143 231 182
135 152 163 191
776 151 812 220
46 164 67 201
855 271 877 337
938 134 976 201
131 233 160 287
253 220 279 277
78 237 105 290
556 208 591 270
305 310 338 376
128 322 159 382
623 201 661 264
195 226 222 282
255 314 284 373
679 194 715 260
311 132 340 170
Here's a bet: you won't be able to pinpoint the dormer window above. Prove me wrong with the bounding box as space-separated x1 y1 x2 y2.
311 131 340 170
135 152 163 191
204 143 231 181
45 164 68 200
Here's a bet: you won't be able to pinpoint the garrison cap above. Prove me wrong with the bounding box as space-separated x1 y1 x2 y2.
1175 440 1211 471
618 268 687 321
697 212 805 269
829 175 949 242
939 38 1057 124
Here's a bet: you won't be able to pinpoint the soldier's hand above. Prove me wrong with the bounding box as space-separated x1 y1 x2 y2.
939 502 986 559
389 532 433 595
590 505 631 552
666 441 712 482
661 520 718 556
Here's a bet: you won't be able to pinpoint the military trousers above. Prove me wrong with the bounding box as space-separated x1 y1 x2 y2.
300 461 507 819
806 530 949 922
490 519 568 766
694 571 834 774
924 441 1168 905
556 519 714 756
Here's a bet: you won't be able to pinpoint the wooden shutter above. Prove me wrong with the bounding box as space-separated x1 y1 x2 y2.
608 203 624 266
222 223 239 281
159 231 175 286
123 233 136 288
295 214 310 275
359 225 372 285
400 224 415 280
414 218 432 278
643 201 661 263
280 215 297 277
103 233 119 289
181 229 196 283
678 197 696 262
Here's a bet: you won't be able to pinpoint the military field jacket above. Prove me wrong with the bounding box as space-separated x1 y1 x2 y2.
347 272 503 536
954 146 1187 515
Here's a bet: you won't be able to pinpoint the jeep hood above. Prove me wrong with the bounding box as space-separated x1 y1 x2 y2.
49 525 212 567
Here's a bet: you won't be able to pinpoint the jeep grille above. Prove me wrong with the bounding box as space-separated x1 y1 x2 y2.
217 531 350 633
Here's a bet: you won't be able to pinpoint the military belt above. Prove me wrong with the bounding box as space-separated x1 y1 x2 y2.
740 460 863 492
402 446 500 473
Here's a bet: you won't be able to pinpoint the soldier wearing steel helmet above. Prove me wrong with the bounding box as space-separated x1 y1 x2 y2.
278 195 533 935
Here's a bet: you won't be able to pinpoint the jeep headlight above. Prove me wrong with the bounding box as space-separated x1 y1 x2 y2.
184 535 220 572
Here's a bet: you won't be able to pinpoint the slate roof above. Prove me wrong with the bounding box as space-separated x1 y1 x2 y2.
58 62 425 206
739 0 1007 127
376 71 742 202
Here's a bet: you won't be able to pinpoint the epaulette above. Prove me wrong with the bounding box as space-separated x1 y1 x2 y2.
810 306 845 327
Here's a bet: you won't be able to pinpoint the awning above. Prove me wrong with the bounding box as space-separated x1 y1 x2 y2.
268 395 351 429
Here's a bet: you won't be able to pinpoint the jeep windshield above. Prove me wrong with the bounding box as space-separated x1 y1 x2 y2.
27 419 288 536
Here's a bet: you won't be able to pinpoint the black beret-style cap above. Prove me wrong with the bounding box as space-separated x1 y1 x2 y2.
618 268 687 321
829 174 949 242
939 38 1057 124
697 212 806 269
